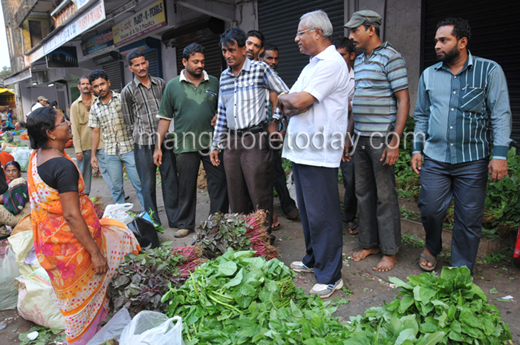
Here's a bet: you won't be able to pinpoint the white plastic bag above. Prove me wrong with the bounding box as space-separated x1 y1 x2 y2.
0 246 20 310
103 203 134 224
11 147 32 172
119 311 183 345
15 267 65 330
8 230 41 277
86 308 132 345
286 171 298 208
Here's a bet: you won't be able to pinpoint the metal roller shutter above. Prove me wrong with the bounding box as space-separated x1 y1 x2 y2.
422 0 520 141
176 34 224 79
102 60 124 92
145 49 160 78
259 0 344 87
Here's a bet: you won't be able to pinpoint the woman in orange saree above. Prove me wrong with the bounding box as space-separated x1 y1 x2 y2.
25 106 140 344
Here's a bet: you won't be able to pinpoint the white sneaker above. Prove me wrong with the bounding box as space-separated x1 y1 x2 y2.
290 261 314 273
309 278 344 298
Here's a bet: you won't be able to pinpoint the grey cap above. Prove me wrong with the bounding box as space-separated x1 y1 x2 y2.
344 10 382 29
37 96 49 102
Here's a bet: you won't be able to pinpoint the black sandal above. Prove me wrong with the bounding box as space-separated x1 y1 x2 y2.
345 222 359 235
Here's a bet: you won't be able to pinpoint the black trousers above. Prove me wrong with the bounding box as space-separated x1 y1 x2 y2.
176 151 229 230
134 144 179 227
273 149 297 215
293 162 343 284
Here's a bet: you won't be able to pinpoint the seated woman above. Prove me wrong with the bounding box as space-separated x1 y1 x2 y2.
2 119 15 131
25 106 140 345
0 161 31 228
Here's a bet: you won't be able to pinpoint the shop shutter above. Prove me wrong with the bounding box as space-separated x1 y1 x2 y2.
258 0 344 87
422 0 520 141
176 34 224 79
102 60 124 92
145 49 160 78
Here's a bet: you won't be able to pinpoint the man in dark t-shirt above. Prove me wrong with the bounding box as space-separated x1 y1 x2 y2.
154 43 228 238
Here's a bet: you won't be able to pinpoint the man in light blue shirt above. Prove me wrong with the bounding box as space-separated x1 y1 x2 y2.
279 10 350 299
411 18 511 272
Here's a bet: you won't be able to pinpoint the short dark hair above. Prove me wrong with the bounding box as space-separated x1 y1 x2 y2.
25 107 58 149
127 48 146 65
183 43 205 60
78 75 89 85
436 17 471 43
333 37 355 54
363 24 380 37
246 30 265 47
220 27 247 48
88 69 109 85
5 161 21 173
260 43 278 58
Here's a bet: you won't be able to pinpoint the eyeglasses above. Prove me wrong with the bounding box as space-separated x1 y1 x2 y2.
296 29 316 37
54 118 70 128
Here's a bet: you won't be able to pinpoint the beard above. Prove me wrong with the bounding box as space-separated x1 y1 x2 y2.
436 45 460 64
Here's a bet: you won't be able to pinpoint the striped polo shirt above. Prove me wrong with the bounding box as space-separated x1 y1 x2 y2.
413 52 512 163
352 42 409 135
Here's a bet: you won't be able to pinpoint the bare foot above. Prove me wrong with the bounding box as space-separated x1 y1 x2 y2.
352 248 381 262
373 255 397 272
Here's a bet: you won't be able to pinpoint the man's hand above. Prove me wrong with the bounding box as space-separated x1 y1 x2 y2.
381 146 399 165
210 150 221 166
411 153 423 174
91 155 99 172
76 152 83 161
342 136 352 162
153 148 163 167
489 159 508 182
211 114 217 127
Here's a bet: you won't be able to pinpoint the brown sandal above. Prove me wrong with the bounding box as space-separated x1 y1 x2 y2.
419 252 437 271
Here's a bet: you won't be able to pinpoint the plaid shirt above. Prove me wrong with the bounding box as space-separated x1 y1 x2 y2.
212 59 289 150
89 92 134 155
121 75 166 146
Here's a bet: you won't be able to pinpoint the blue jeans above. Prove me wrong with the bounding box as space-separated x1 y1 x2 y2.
418 156 488 272
105 148 144 209
76 149 112 195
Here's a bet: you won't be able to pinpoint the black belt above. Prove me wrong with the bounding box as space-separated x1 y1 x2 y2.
230 123 266 137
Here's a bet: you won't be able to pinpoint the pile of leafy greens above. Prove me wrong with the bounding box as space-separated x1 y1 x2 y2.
108 245 204 315
348 266 512 344
193 211 277 260
161 252 511 345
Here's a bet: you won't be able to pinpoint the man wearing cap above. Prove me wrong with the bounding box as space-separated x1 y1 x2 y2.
31 96 49 112
278 10 350 298
412 18 511 273
345 10 410 272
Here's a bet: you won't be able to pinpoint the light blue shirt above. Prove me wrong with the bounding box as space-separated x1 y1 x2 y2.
413 52 511 163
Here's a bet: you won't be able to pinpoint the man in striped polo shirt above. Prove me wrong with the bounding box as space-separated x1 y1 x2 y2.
411 18 511 273
344 10 410 272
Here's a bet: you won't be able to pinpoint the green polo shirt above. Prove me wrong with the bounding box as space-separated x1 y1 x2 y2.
157 70 219 154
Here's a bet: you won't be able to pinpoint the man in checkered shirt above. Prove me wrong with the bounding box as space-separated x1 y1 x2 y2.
210 27 289 236
88 69 144 208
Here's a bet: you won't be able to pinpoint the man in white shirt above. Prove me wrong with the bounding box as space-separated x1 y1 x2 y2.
31 96 49 112
278 10 350 299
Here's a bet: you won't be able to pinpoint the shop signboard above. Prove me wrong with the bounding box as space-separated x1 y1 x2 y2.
81 29 114 56
112 0 166 47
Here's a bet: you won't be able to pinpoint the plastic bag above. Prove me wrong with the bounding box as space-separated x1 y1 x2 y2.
286 171 298 208
127 213 160 250
119 311 183 345
103 203 134 224
15 267 65 330
11 147 32 172
0 246 20 310
8 229 41 277
86 308 131 345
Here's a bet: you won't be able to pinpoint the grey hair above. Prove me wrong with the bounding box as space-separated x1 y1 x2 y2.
300 10 333 39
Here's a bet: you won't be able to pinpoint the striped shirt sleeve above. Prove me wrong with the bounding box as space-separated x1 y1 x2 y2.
386 54 409 93
212 87 228 150
487 64 512 159
413 73 430 154
120 86 134 127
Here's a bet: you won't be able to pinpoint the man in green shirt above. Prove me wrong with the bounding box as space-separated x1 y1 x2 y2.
154 43 229 238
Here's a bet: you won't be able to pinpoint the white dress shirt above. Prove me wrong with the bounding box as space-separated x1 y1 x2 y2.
282 45 350 168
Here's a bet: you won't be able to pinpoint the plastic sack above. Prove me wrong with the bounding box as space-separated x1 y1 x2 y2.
15 267 65 330
86 308 131 345
103 203 134 225
8 229 41 277
286 171 298 208
127 213 160 250
0 246 20 310
120 311 183 345
11 147 32 172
